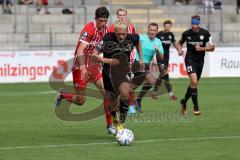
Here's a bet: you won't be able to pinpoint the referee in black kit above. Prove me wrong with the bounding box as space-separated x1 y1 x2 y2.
177 15 215 115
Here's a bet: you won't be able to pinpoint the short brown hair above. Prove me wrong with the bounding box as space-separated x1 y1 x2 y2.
163 20 172 26
116 8 127 16
148 22 158 30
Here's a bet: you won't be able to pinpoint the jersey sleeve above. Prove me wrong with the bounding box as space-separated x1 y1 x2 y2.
108 24 115 32
130 24 136 34
205 31 213 45
79 24 94 44
95 33 111 52
131 34 140 46
171 32 176 43
179 31 187 45
157 39 164 55
156 32 161 39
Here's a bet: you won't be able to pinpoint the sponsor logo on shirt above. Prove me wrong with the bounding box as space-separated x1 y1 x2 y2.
81 32 89 39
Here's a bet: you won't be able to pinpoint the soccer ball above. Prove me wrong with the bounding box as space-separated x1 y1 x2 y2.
116 129 134 146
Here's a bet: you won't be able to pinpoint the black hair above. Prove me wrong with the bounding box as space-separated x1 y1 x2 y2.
191 15 201 20
95 6 109 19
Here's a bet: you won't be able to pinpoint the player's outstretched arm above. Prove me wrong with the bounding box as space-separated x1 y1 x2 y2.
91 49 119 66
91 48 102 63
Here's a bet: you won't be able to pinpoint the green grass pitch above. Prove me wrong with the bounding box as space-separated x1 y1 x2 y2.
0 78 240 160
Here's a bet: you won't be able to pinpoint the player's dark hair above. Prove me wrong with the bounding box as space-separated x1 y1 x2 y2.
148 22 158 30
95 6 109 19
163 20 172 26
191 15 201 20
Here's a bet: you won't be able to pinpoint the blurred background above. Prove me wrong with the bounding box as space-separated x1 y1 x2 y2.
0 0 239 50
0 0 239 83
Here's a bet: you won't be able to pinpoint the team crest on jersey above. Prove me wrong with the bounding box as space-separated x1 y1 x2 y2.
81 32 88 39
169 35 172 39
99 40 103 45
200 35 204 40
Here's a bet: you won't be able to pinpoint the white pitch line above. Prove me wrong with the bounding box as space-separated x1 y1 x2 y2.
1 135 240 150
0 91 55 97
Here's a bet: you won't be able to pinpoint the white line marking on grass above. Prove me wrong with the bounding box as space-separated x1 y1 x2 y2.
0 91 55 97
1 135 240 150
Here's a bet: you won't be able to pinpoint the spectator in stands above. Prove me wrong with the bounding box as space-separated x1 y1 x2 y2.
203 0 214 14
184 0 191 5
213 0 222 9
237 0 240 14
51 0 73 15
175 0 191 5
18 0 33 5
36 0 50 14
174 0 183 5
0 0 13 14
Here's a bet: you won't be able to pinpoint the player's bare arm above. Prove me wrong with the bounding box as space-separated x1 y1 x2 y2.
76 42 89 81
154 44 164 61
135 42 144 68
173 42 184 55
176 39 185 56
195 44 215 52
91 48 120 66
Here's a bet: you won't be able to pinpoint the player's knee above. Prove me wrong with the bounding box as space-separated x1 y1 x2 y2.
146 74 155 85
75 95 86 105
191 80 198 87
120 93 129 101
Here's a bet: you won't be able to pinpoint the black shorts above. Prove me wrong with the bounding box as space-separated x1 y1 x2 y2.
185 57 204 80
156 53 169 67
131 62 149 86
102 71 129 100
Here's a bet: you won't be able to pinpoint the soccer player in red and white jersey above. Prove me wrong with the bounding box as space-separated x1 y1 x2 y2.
109 8 136 62
55 6 116 134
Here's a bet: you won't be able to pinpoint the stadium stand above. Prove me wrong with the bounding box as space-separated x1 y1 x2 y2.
0 0 240 50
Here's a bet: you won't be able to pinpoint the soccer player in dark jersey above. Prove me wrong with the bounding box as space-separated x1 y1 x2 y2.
153 20 179 100
177 15 215 115
92 21 143 131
